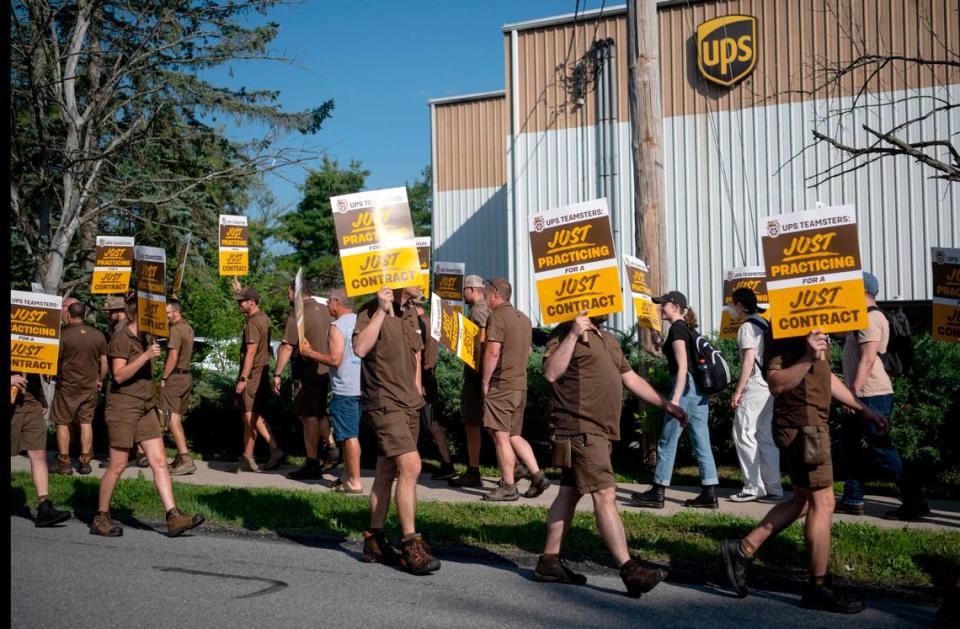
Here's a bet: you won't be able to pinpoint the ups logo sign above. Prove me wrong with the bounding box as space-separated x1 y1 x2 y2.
696 15 757 87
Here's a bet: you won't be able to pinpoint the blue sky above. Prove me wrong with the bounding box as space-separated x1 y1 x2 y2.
213 0 603 215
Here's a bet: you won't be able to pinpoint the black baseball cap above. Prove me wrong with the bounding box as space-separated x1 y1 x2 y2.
651 291 688 309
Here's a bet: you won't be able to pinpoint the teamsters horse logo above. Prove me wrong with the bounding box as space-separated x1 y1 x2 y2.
936 250 946 265
533 215 545 233
766 220 781 238
696 15 758 87
336 199 349 214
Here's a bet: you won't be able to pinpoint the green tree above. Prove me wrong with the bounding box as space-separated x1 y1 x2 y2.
274 156 370 286
10 1 334 294
407 165 432 237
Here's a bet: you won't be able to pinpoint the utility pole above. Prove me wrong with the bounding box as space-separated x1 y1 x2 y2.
627 0 667 355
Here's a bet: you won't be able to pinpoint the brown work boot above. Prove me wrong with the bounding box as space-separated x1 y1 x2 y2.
51 455 74 476
620 559 667 597
77 453 93 475
400 534 441 575
262 446 285 471
449 468 483 488
235 454 259 473
533 554 587 585
482 483 519 502
89 511 123 537
523 471 552 498
169 453 197 476
165 507 205 537
362 530 402 565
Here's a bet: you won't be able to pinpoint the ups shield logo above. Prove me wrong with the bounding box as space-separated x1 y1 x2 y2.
697 15 757 87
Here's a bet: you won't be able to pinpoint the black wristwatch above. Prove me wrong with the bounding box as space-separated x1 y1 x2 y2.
238 375 247 382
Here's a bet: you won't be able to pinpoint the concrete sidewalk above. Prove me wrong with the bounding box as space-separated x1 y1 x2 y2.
11 451 960 531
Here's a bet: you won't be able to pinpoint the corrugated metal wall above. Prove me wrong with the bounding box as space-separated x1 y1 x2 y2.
433 0 960 333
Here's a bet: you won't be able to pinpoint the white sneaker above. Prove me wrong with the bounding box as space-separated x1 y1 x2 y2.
728 491 762 503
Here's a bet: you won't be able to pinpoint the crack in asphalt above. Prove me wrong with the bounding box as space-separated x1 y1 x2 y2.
153 566 289 599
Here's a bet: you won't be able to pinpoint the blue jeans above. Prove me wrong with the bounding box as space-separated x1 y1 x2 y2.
330 394 361 441
653 374 719 486
840 394 904 505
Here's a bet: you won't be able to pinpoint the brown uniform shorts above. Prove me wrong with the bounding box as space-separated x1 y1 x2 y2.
295 374 330 418
560 434 616 495
11 411 47 455
105 395 163 450
159 373 192 415
460 378 484 426
239 369 271 414
483 388 526 436
775 424 833 489
50 387 98 426
367 407 421 459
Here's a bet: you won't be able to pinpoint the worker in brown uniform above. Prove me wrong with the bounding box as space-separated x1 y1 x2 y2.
91 296 204 537
480 278 550 501
11 373 72 527
100 295 146 470
160 298 197 475
448 274 490 488
50 301 108 476
234 286 284 472
273 280 335 480
537 311 686 596
354 285 440 575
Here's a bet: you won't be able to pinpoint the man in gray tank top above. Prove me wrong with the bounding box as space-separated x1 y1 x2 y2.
301 288 362 493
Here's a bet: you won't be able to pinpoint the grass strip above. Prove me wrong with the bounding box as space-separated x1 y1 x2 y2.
12 472 958 589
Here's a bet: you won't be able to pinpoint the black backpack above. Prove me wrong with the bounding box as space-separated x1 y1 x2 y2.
867 305 913 376
688 328 731 393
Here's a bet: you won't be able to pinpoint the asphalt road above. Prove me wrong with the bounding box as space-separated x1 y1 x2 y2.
10 515 938 628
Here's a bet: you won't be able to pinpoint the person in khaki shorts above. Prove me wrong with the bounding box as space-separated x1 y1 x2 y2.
449 274 490 488
50 301 108 476
721 329 885 614
92 297 204 538
11 373 72 527
273 280 335 480
160 299 196 476
537 312 686 596
234 286 284 473
480 277 550 501
353 285 440 575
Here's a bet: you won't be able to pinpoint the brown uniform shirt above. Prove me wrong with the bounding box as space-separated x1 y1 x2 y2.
419 314 438 372
58 322 107 390
544 325 632 440
485 302 532 391
167 320 194 370
108 326 154 401
764 337 832 427
281 299 332 380
242 311 272 373
353 299 424 412
13 373 46 414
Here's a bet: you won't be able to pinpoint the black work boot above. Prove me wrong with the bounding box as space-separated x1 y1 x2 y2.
631 484 665 508
800 575 866 614
720 539 752 597
34 500 71 528
684 484 719 509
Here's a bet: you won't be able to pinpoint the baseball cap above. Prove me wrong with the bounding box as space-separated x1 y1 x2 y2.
651 290 688 309
104 296 125 311
484 277 512 301
235 287 261 303
862 272 879 295
464 274 485 289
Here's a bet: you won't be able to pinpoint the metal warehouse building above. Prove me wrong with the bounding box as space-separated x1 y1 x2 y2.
428 0 959 334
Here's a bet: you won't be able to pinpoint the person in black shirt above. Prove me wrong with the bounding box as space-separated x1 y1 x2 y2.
631 291 720 509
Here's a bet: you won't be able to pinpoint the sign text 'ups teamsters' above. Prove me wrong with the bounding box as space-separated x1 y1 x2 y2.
623 255 660 333
90 236 135 294
529 198 622 326
761 204 867 338
719 266 769 339
330 187 422 298
219 214 249 276
10 290 63 376
932 247 960 344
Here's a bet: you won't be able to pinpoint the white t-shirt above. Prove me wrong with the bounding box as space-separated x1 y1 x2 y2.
736 315 768 389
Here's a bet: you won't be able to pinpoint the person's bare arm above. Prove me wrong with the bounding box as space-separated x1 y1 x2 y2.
766 331 827 396
112 345 160 384
302 326 344 368
236 342 257 394
831 372 888 434
622 371 687 425
851 339 880 396
162 349 179 381
415 350 423 395
98 356 108 391
272 343 294 394
670 338 687 404
544 313 594 383
481 342 501 396
731 347 757 409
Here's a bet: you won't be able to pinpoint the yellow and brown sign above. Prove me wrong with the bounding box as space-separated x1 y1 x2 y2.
219 215 249 276
932 246 960 343
430 293 470 368
10 290 62 376
457 313 479 370
718 266 769 339
330 187 422 297
696 14 757 87
530 199 622 325
623 255 660 333
91 236 135 294
433 262 465 303
135 246 168 337
416 237 431 298
761 205 867 338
